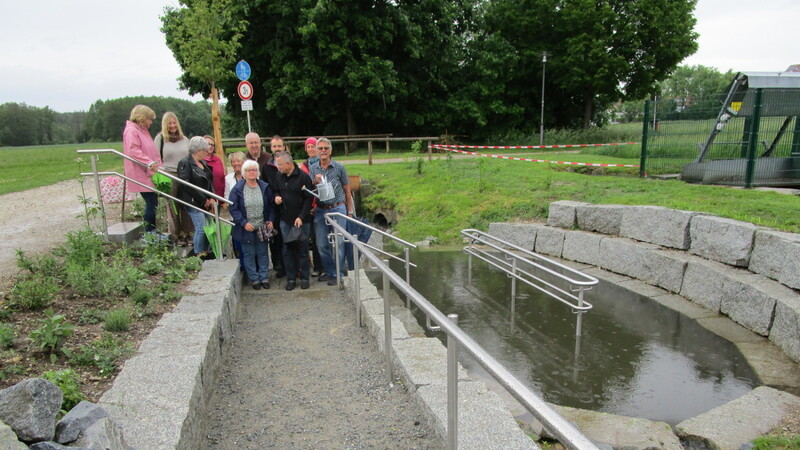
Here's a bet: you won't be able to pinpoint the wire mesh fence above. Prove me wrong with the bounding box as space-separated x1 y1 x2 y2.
640 89 800 187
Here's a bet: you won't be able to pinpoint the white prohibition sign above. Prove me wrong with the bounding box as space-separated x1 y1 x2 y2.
241 100 253 111
238 81 254 100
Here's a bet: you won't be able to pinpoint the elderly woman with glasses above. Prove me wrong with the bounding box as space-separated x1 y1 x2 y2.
229 160 276 290
177 136 216 259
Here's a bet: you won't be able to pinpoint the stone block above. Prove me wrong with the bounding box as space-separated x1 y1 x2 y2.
534 226 566 257
562 230 605 267
487 222 538 251
547 201 588 229
619 206 702 249
770 292 800 363
106 221 143 244
682 258 784 335
392 338 469 391
676 386 800 450
598 238 687 293
414 382 537 449
551 405 682 450
576 204 627 235
71 417 127 450
749 229 800 290
689 215 757 267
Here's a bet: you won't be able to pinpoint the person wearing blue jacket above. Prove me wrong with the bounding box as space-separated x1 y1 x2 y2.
229 159 276 290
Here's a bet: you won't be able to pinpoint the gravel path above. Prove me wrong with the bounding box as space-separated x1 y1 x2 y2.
203 283 442 449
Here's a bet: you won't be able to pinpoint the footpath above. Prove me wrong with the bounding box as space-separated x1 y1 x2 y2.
202 279 441 449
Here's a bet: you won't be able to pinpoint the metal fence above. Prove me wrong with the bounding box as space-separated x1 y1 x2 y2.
640 90 800 187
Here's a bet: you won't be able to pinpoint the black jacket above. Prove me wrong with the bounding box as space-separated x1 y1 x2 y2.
177 155 214 208
274 163 314 224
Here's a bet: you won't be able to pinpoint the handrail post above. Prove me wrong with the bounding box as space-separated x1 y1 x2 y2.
404 247 411 308
382 261 394 384
576 288 585 337
510 258 517 321
355 245 363 327
332 227 341 289
213 202 223 260
89 155 108 240
447 313 459 450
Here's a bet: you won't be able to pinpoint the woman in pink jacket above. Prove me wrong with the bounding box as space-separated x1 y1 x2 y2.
123 105 162 234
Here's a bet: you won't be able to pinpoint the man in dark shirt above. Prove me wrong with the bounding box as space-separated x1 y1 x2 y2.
273 152 314 290
261 135 286 277
244 132 268 166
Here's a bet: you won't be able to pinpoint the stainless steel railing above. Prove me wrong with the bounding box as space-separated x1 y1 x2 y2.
461 229 597 337
77 149 233 256
325 215 598 450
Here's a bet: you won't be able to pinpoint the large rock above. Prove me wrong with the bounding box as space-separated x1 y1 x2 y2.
0 419 27 449
71 417 128 449
749 229 800 290
548 405 682 449
619 206 702 249
0 378 62 443
676 386 800 450
770 293 800 364
575 204 627 235
55 401 108 444
487 222 538 251
688 215 756 267
547 201 588 229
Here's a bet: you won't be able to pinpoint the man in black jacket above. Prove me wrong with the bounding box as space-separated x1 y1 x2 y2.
260 135 286 277
273 152 314 290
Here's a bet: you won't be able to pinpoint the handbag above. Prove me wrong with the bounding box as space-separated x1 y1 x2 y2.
283 226 307 244
256 222 277 242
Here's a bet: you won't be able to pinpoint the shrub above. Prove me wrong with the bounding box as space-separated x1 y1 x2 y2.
130 288 153 306
64 257 144 297
41 369 86 413
29 309 74 361
68 333 134 377
60 229 105 267
10 276 58 311
163 267 187 284
14 251 60 277
77 308 104 325
0 324 15 349
103 309 131 332
183 256 202 273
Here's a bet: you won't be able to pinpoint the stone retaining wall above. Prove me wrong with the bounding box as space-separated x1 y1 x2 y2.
98 259 241 449
489 201 800 363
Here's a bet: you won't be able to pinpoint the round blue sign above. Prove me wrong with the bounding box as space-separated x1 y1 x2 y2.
236 60 251 81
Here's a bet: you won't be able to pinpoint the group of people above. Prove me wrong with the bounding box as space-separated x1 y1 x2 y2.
122 104 354 291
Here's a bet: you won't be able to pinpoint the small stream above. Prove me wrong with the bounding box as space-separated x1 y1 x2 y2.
378 248 759 426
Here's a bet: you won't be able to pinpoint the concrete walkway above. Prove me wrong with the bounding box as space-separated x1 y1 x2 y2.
202 279 441 449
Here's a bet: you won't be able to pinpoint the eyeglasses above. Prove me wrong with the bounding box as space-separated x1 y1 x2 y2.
317 146 331 150
244 168 259 172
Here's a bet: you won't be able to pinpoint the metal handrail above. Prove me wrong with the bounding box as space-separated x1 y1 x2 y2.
326 218 598 450
461 229 597 338
77 149 233 256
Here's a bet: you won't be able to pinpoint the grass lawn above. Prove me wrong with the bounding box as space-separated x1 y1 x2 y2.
347 154 800 244
0 142 123 196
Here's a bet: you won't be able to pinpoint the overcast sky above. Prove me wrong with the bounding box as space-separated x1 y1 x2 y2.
1 0 797 113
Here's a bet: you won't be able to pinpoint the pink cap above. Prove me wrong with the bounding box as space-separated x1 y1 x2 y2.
305 137 318 147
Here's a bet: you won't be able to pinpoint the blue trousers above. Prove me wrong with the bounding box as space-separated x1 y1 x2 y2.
314 204 347 277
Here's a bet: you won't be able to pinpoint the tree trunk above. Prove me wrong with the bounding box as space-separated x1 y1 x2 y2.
345 104 357 156
583 93 594 129
210 81 227 170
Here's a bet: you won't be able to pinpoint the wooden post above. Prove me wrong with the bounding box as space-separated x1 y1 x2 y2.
428 140 433 161
368 140 373 165
344 141 350 156
386 139 390 154
210 85 228 170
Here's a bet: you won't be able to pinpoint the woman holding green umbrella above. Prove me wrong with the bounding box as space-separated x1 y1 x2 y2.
177 136 216 259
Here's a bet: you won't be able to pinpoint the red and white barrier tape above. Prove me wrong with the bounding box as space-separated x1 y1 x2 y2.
429 145 640 168
431 142 638 150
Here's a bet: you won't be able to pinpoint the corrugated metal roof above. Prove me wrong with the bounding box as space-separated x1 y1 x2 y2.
739 71 800 88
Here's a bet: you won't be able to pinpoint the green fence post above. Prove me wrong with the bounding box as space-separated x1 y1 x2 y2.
639 100 650 177
744 88 763 189
791 117 800 156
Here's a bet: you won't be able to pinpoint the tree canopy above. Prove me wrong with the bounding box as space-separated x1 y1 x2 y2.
162 0 699 138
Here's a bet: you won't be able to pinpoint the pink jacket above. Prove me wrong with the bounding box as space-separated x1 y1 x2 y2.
122 120 160 193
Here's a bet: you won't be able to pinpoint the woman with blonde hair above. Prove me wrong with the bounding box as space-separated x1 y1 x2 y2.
153 111 192 245
123 104 162 236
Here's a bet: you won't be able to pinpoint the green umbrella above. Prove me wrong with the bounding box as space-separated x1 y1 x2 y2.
151 172 178 215
203 222 232 260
